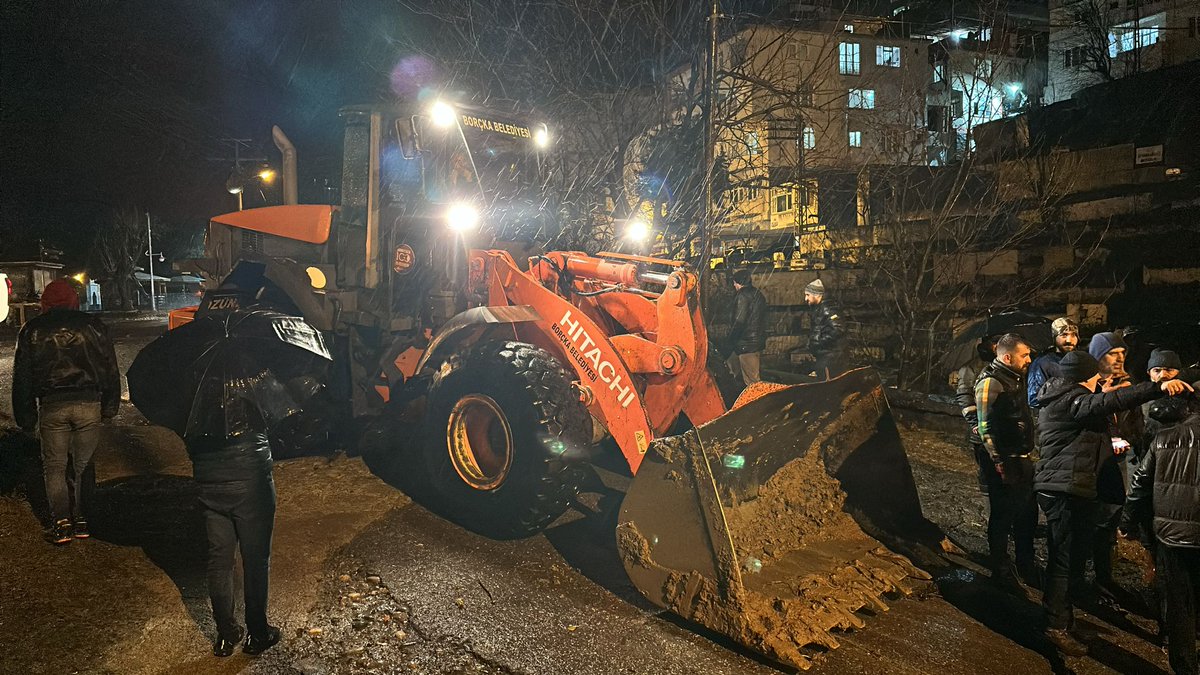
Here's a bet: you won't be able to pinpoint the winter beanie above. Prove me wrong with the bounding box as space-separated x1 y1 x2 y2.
1088 332 1127 361
1059 351 1100 383
1147 348 1182 371
40 279 80 311
1051 317 1078 336
804 278 825 296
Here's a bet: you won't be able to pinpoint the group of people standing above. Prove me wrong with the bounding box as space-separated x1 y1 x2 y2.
958 317 1199 672
11 279 281 657
721 271 844 385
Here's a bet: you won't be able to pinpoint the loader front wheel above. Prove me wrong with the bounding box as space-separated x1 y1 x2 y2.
422 341 590 539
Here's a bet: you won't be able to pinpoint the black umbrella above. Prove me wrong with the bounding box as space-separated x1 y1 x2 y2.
940 311 1053 373
128 310 332 438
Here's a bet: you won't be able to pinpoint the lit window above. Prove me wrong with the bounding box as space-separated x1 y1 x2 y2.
934 62 947 83
976 58 992 78
848 88 875 109
839 42 861 75
876 45 901 67
802 127 815 150
979 27 992 42
775 191 794 212
849 131 862 147
746 132 762 156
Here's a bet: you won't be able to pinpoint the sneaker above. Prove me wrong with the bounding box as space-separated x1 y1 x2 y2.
243 625 280 655
1046 628 1088 657
213 626 245 657
47 519 73 545
73 519 90 539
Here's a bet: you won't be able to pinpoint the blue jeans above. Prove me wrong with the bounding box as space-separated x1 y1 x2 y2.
38 400 102 523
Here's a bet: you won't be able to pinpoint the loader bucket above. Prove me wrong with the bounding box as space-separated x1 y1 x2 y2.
617 368 942 670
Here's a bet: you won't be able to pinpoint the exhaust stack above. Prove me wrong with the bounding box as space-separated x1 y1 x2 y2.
272 125 299 205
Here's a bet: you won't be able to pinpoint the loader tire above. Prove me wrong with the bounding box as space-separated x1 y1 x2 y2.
422 341 590 539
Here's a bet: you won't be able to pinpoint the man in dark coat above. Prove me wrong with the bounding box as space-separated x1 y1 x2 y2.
1088 331 1141 596
12 279 120 544
973 333 1037 590
722 269 768 386
1027 317 1078 410
1033 350 1192 657
804 278 845 380
1142 349 1184 449
1125 399 1200 675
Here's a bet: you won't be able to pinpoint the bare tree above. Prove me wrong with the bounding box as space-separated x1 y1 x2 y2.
90 207 144 310
1066 0 1120 82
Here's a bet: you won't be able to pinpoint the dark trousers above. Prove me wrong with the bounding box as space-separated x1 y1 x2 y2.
1092 502 1123 584
975 446 1036 570
813 351 846 381
1038 492 1097 629
1158 544 1199 675
38 400 102 523
199 476 276 641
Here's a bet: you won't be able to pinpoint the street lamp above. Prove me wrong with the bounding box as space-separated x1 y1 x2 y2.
145 212 165 311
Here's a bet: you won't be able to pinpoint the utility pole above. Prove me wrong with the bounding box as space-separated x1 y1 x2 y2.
146 212 157 312
699 0 721 307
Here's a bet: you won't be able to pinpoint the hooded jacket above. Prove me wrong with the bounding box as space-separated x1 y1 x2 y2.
1125 414 1200 548
1034 377 1163 497
13 308 121 430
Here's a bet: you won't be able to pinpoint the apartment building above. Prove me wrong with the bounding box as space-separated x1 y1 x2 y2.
1046 0 1200 103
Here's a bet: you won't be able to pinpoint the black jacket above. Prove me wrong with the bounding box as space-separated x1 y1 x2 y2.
186 433 274 484
727 285 768 354
1125 414 1200 549
809 301 844 356
1034 378 1163 498
13 308 121 430
974 360 1034 457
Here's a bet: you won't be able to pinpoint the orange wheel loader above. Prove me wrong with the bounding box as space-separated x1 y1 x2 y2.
170 100 944 670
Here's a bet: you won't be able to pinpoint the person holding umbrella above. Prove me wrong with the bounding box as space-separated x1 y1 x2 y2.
128 310 331 657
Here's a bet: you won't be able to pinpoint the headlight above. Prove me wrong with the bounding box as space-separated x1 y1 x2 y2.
446 203 480 232
430 100 457 128
625 218 650 242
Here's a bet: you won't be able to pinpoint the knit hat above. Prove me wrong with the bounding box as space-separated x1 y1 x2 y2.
804 278 825 296
1088 332 1127 360
1059 350 1100 383
1147 348 1182 371
1051 317 1078 336
40 279 80 311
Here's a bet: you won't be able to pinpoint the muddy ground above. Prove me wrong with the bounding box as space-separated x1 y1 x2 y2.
0 317 1180 674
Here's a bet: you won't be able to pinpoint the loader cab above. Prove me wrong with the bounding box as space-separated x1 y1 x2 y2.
333 102 555 334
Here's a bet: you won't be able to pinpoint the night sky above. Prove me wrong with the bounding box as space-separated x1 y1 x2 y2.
1 0 429 265
1 0 814 268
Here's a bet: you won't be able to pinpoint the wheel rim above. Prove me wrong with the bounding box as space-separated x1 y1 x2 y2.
446 394 514 491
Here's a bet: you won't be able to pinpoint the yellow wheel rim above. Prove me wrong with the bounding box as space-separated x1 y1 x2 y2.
446 394 514 491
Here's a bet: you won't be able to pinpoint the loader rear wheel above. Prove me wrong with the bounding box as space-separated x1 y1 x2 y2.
422 341 590 539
